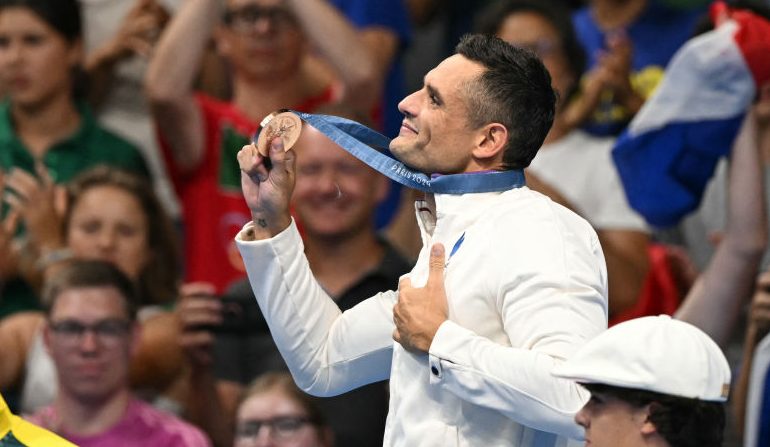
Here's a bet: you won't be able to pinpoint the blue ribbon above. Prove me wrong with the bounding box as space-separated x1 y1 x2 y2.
258 110 527 194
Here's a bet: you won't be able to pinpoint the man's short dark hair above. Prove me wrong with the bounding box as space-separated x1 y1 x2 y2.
583 383 726 447
455 33 556 170
42 260 139 321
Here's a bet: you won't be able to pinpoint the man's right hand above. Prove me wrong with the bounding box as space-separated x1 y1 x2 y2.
238 136 295 239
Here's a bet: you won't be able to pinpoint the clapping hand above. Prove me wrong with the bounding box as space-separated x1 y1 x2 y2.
4 165 63 249
104 0 168 60
0 170 20 281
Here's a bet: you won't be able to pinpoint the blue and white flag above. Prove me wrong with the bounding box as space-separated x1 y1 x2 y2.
612 3 770 227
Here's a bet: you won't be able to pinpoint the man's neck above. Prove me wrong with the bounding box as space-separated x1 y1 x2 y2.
231 67 329 123
53 388 131 437
12 93 80 159
305 228 384 298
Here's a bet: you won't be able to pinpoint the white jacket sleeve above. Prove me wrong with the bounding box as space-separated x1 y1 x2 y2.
235 220 396 396
427 221 608 439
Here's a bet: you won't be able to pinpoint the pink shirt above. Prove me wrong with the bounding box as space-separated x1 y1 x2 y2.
26 398 211 447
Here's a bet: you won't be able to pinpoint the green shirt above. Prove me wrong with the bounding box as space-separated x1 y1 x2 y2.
0 100 150 317
0 100 149 182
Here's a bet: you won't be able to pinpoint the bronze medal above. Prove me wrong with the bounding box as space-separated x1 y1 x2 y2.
255 109 303 156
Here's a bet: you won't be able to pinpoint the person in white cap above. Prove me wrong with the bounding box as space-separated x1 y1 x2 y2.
552 315 730 447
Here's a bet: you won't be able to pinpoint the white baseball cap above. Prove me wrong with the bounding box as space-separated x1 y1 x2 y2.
552 315 730 402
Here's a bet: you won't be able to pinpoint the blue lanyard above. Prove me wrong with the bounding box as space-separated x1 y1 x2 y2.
269 111 527 195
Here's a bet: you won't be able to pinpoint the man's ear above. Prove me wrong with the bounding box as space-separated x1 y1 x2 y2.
639 403 659 436
471 123 508 162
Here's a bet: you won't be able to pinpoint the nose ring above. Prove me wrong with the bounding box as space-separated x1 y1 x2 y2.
335 183 342 200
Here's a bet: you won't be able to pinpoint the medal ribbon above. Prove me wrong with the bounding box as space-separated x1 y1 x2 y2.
272 111 527 194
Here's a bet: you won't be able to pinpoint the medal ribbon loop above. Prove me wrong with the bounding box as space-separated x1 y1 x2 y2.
261 111 527 194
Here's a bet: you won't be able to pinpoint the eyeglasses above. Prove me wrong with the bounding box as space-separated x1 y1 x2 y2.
223 4 296 32
49 319 131 345
235 416 314 441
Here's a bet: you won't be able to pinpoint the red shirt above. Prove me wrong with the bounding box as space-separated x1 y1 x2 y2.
162 90 334 292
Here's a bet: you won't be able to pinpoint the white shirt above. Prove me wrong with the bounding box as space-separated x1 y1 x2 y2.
236 187 608 446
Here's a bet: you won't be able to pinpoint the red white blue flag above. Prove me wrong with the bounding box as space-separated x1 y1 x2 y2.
613 2 770 227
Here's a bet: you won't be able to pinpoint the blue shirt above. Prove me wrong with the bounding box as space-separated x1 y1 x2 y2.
572 1 705 136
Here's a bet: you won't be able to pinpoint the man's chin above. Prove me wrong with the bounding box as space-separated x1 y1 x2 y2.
387 141 418 169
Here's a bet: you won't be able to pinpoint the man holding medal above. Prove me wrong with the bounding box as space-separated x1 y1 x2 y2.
236 34 608 446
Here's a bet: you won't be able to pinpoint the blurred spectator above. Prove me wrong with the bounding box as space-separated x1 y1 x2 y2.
25 260 210 446
715 85 770 440
674 92 769 347
0 166 183 414
284 0 412 229
286 0 410 138
145 0 340 294
234 372 333 447
571 0 705 135
80 0 181 218
178 111 411 447
734 271 770 441
0 0 149 316
477 0 650 318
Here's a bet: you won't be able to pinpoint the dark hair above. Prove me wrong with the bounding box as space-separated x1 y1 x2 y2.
475 0 586 84
0 0 81 42
64 166 181 306
42 259 138 321
583 383 726 447
454 33 556 169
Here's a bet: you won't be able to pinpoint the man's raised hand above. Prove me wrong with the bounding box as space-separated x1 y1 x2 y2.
238 136 295 238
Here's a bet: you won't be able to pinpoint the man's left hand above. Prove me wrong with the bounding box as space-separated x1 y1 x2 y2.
393 243 448 353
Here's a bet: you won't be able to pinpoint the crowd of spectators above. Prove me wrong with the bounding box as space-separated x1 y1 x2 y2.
1 0 769 445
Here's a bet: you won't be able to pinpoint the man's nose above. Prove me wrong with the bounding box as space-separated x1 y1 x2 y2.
317 172 340 197
96 229 117 250
574 405 589 429
253 16 274 34
78 329 100 352
251 425 275 447
398 90 420 119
